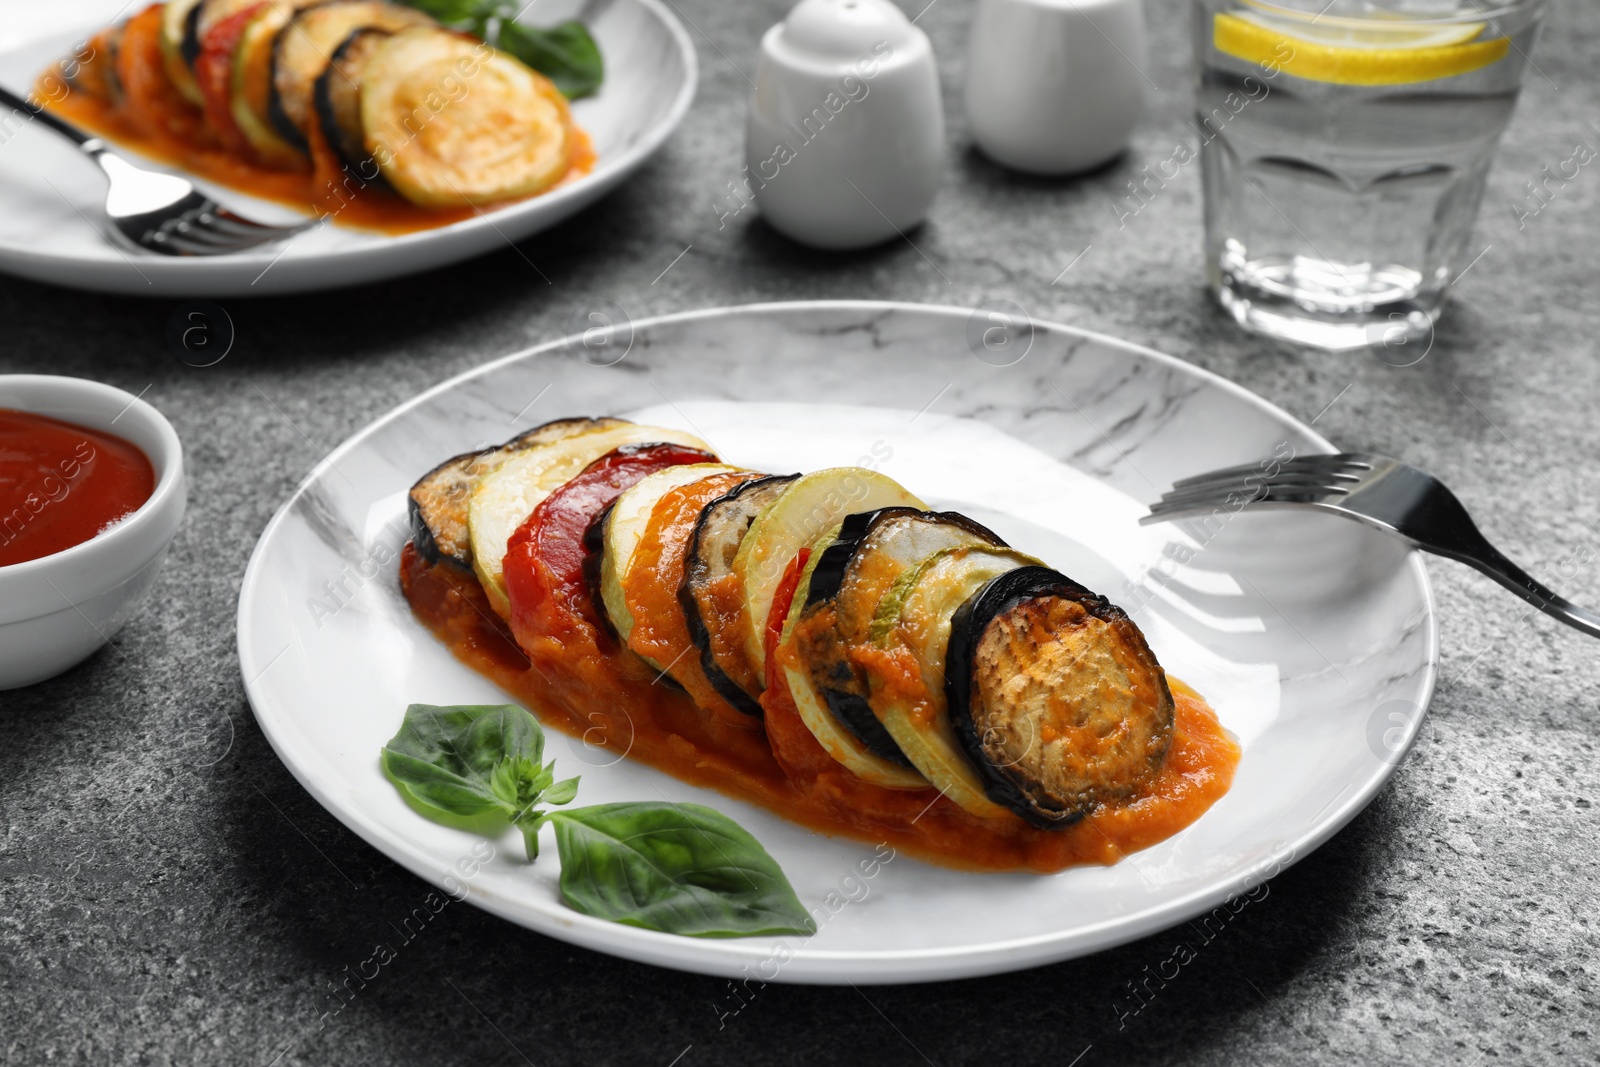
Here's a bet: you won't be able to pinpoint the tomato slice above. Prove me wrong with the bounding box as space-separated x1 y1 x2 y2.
763 547 810 695
193 3 264 156
504 442 717 644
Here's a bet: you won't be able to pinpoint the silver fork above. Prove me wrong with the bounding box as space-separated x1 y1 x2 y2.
1141 451 1600 638
0 85 317 256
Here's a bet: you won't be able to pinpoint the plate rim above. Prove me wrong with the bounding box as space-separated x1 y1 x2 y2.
236 299 1439 983
0 0 699 281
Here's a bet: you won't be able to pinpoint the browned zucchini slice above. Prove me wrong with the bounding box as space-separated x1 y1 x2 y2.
946 567 1175 828
679 474 798 714
361 28 574 207
407 416 630 569
160 0 205 105
231 0 323 168
312 27 391 179
269 1 434 151
793 508 1007 767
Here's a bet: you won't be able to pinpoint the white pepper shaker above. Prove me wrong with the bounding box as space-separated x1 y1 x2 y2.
745 0 944 250
965 0 1146 175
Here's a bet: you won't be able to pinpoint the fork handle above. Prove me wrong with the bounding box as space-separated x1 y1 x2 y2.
0 85 98 149
1444 542 1600 639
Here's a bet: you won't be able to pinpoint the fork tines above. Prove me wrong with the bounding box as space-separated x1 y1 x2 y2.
1141 452 1376 524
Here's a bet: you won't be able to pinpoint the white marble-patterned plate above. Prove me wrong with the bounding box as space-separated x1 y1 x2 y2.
0 0 694 297
238 301 1436 984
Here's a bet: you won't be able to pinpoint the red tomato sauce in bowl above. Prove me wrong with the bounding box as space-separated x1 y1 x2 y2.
0 409 156 567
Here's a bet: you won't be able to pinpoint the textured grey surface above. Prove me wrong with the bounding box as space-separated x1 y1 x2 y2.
2 0 1598 1064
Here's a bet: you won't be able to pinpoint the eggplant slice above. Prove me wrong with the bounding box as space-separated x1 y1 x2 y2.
313 27 392 180
160 0 205 105
269 1 434 152
232 0 325 168
361 28 573 207
946 567 1175 829
794 508 1006 767
407 416 630 569
679 473 798 714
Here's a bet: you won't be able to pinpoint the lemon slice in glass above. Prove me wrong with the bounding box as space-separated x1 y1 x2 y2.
1215 9 1509 85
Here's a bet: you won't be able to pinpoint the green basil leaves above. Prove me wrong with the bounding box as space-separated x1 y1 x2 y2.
550 804 815 937
382 704 814 938
381 703 578 859
398 1 605 99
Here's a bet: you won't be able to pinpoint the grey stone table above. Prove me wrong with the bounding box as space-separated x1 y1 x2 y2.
3 0 1596 1063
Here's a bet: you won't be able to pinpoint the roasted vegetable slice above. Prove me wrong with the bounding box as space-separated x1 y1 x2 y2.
857 546 1040 821
774 528 927 789
270 1 434 151
62 24 126 104
679 474 799 715
408 416 629 570
793 508 1006 764
469 424 714 617
313 27 391 178
160 0 204 105
733 468 924 678
946 567 1175 828
597 463 743 654
362 28 574 207
230 0 322 167
621 471 764 721
503 443 717 639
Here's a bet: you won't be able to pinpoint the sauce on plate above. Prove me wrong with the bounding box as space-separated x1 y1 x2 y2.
402 544 1241 873
0 409 156 566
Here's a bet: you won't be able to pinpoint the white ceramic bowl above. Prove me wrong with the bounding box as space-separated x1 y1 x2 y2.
0 375 185 690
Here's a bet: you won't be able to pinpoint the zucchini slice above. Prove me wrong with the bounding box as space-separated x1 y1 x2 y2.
269 1 434 151
945 567 1175 828
679 474 799 715
160 0 205 105
468 423 714 618
362 28 574 207
792 508 1008 767
775 527 927 789
862 546 1042 821
231 0 322 168
313 27 391 178
598 463 744 654
408 416 630 569
734 467 925 678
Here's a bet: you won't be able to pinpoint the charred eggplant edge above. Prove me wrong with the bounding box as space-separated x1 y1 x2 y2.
944 566 1175 830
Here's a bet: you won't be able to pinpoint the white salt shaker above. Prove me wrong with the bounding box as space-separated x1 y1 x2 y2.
964 0 1146 175
745 0 944 250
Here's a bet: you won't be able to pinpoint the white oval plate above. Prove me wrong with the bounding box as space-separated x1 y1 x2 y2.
238 301 1437 984
0 0 695 297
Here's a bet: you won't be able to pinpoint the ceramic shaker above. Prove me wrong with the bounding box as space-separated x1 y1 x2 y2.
744 0 944 250
965 0 1146 175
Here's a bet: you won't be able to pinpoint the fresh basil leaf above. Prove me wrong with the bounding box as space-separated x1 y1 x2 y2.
497 20 604 100
382 703 563 859
543 776 581 806
550 803 816 938
395 0 490 25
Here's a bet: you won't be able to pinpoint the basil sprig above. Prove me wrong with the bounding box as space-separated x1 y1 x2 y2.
382 704 815 938
381 703 579 860
399 0 605 99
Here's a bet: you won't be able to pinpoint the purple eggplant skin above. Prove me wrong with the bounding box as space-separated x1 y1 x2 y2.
944 566 1175 830
678 473 800 716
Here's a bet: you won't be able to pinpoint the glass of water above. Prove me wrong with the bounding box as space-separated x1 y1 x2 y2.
1193 0 1548 350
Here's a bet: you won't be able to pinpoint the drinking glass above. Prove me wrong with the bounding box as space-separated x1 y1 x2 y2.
1193 0 1548 350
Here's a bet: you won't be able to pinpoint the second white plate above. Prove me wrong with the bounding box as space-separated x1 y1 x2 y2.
238 301 1437 983
0 0 695 296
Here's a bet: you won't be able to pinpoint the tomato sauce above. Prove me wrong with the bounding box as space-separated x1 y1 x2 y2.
0 410 156 567
402 544 1241 873
40 4 597 236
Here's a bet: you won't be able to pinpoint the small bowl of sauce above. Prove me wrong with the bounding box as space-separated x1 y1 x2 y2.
0 376 185 690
